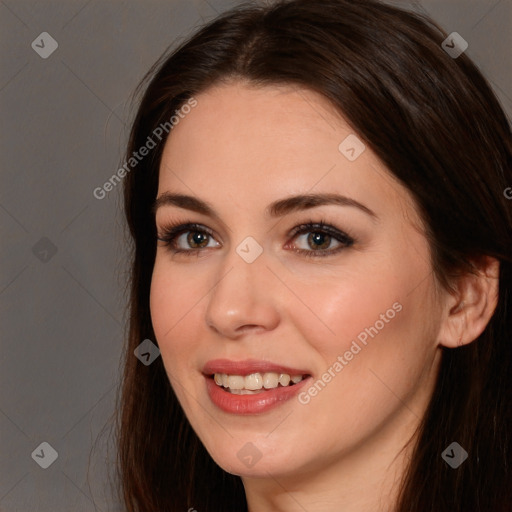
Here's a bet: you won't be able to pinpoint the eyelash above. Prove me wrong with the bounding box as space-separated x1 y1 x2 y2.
156 218 355 259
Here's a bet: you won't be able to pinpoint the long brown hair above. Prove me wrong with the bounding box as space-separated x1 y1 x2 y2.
114 0 512 510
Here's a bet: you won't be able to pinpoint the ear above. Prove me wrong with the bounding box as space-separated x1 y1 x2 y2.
437 256 500 348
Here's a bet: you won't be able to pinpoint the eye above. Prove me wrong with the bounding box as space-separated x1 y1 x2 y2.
286 220 355 258
157 223 219 254
156 219 355 258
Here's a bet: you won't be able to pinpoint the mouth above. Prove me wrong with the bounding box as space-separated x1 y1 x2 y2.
202 359 312 414
210 371 308 394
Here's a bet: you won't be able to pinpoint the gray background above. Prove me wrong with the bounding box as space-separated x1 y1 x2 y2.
0 0 510 510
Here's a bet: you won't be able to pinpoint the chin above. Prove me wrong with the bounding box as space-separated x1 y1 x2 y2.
202 436 308 479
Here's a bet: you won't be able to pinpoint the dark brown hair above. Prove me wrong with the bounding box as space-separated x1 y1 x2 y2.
114 0 512 510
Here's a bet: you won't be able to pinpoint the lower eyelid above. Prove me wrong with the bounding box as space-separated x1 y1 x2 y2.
159 231 353 257
157 218 355 247
160 230 218 250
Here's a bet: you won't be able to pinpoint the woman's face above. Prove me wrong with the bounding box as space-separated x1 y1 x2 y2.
150 81 445 480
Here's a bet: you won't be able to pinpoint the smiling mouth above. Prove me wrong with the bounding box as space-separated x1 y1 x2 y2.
210 372 309 394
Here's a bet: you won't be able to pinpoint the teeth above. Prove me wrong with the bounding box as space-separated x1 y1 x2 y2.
227 375 245 390
278 373 291 386
263 372 279 389
230 389 263 395
213 372 305 392
245 372 263 390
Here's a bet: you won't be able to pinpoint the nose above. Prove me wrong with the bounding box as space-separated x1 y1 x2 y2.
204 243 281 339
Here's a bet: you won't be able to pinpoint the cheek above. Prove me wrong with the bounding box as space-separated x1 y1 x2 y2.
290 268 407 358
149 260 211 418
291 263 437 406
149 259 202 369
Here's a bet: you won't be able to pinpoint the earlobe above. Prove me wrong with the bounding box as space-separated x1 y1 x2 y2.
437 257 499 349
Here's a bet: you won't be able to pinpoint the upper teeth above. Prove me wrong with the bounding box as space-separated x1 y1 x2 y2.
214 372 304 391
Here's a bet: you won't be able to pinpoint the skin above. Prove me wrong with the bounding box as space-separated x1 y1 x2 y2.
149 80 499 512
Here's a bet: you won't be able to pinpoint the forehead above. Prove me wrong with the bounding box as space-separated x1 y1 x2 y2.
157 81 419 225
160 81 352 176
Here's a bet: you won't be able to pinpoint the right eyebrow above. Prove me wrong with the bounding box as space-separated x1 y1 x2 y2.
152 191 378 221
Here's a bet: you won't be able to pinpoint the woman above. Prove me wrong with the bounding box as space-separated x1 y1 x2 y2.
115 0 512 510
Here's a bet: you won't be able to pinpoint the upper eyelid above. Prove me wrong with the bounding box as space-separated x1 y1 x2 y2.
156 221 354 247
156 220 347 235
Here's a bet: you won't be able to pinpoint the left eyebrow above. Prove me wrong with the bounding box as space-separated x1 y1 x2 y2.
152 192 378 220
267 193 377 220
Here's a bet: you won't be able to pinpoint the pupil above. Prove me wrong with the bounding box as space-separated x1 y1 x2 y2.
310 232 330 249
190 232 207 247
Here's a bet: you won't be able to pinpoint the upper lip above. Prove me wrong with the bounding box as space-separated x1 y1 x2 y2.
203 358 311 377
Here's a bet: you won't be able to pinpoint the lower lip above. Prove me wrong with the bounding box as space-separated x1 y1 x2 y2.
205 376 310 414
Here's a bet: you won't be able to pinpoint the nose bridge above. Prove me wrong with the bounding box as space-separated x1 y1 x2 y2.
204 236 280 336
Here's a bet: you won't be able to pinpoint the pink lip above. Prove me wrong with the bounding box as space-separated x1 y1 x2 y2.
202 358 310 376
205 377 310 414
202 359 312 415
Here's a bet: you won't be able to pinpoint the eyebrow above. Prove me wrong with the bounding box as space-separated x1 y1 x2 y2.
152 192 377 220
